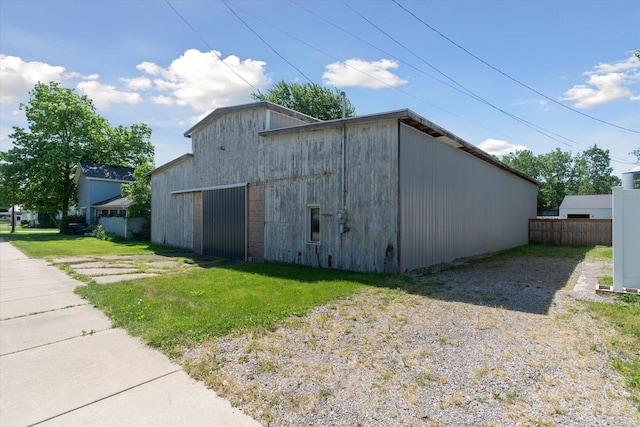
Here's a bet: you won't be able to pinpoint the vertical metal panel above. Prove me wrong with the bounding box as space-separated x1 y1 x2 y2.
399 124 537 272
202 186 246 260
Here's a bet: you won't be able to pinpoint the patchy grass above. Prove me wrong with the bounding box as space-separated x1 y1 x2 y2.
1 230 177 258
582 293 640 404
470 244 609 265
75 263 396 358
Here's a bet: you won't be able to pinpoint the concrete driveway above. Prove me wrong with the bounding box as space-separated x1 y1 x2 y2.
0 238 261 426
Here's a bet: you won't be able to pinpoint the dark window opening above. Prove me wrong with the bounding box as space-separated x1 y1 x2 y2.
567 214 590 219
309 206 320 243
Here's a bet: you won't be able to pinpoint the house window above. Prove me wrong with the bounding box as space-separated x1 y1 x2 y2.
308 205 320 243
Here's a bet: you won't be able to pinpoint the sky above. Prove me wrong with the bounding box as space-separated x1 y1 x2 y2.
1 0 638 177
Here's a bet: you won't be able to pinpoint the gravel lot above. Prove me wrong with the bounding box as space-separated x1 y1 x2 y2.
183 255 639 426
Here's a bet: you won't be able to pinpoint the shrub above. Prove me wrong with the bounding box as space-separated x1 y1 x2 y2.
86 224 117 241
37 212 58 228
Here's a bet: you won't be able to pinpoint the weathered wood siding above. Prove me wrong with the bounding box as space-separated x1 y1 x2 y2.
190 108 267 188
529 218 612 246
150 157 194 249
399 124 537 272
263 119 399 273
151 104 314 255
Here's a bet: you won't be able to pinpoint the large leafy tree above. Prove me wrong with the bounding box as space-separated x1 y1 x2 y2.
502 145 620 213
570 145 620 195
252 81 355 120
120 162 154 218
0 82 154 215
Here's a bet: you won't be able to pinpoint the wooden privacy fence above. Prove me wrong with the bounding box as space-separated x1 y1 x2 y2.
529 218 612 246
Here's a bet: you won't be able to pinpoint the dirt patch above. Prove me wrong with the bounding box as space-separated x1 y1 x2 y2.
183 255 638 426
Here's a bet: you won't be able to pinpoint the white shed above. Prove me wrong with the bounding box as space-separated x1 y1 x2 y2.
559 195 612 219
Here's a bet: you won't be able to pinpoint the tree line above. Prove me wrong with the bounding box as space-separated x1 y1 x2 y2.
501 146 623 214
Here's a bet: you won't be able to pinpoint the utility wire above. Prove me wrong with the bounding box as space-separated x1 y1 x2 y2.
392 0 640 134
235 1 511 139
340 1 577 148
221 0 313 84
164 0 258 91
296 0 575 148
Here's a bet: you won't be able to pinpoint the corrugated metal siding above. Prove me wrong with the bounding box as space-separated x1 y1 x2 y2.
399 124 536 272
202 186 246 260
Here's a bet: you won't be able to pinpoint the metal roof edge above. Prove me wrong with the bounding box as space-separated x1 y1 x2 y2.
259 108 539 186
170 182 248 195
183 101 320 138
147 153 193 176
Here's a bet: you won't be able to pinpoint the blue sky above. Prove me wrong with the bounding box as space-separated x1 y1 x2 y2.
1 0 638 177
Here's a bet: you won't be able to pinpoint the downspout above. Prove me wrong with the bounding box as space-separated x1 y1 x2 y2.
338 92 348 234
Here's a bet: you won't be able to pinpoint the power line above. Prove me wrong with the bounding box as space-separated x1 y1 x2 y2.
392 0 640 134
164 0 259 91
221 0 313 84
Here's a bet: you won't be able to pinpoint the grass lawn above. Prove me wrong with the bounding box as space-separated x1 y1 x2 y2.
584 295 640 387
4 231 637 400
75 263 397 358
1 230 178 258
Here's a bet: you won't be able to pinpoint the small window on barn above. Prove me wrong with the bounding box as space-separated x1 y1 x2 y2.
307 205 320 244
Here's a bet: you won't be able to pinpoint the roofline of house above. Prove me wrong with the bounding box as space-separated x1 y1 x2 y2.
259 109 540 186
183 101 320 138
91 195 134 209
147 153 194 177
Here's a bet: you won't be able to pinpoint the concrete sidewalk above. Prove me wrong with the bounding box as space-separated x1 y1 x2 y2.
0 238 261 427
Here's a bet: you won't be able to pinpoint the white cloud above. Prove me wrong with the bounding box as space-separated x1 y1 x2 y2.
562 54 640 108
0 55 66 105
323 58 407 89
151 95 174 105
477 139 527 157
76 81 142 108
121 76 152 90
137 49 270 112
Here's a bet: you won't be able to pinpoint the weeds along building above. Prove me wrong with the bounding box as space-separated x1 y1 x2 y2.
149 102 537 273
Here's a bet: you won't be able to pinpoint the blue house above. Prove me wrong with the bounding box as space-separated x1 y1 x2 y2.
74 162 134 224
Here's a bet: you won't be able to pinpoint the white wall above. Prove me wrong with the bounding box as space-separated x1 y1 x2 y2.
613 187 640 291
559 208 612 219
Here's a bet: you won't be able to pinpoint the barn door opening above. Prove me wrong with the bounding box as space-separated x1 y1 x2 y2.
202 185 247 260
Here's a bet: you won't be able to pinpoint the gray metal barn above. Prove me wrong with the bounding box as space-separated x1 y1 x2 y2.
149 102 537 273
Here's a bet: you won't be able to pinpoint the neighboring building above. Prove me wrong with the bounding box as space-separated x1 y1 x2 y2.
92 196 145 239
559 195 612 219
150 102 538 274
621 165 640 190
74 162 134 224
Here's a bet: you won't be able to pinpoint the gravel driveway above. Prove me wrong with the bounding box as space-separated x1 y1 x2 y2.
183 254 639 426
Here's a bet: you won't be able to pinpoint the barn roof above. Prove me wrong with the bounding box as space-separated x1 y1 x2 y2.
560 195 612 210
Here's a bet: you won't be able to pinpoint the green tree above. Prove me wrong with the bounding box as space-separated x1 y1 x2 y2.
0 82 154 216
120 162 153 218
631 148 640 164
570 145 620 194
501 145 619 213
252 81 355 120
